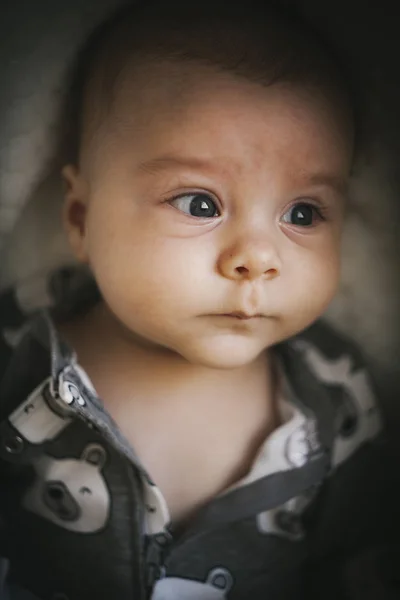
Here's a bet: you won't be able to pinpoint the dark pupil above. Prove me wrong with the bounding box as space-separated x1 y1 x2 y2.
291 204 314 226
190 195 217 217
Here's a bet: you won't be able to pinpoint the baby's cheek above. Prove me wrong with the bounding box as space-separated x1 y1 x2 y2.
87 235 182 312
283 246 339 322
303 253 340 312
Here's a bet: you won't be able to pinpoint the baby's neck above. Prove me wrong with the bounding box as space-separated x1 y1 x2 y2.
58 301 279 523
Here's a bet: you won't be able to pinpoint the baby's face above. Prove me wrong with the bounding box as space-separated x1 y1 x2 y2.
63 60 352 368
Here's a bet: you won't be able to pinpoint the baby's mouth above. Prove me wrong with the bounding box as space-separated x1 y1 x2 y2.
218 312 265 320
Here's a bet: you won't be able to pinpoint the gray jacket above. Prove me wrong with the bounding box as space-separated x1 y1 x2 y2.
0 283 398 600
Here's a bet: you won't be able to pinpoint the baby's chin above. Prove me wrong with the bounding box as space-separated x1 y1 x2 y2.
171 334 273 370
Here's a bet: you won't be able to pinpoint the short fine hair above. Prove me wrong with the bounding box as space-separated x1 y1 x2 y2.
62 0 353 164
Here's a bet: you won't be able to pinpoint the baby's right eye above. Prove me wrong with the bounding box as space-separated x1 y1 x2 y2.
169 193 220 218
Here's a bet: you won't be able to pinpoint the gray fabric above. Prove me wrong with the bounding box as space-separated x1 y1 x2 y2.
0 307 393 600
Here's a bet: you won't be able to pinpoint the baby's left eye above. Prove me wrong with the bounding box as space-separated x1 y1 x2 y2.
169 193 220 218
281 203 322 227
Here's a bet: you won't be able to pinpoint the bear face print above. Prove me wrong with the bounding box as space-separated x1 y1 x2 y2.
292 341 382 467
151 568 233 600
23 443 110 533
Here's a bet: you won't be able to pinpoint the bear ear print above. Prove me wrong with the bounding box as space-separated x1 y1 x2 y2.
81 443 107 468
206 568 233 592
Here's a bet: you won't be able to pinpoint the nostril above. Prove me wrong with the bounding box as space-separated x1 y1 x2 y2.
235 266 248 275
234 265 279 278
267 268 278 278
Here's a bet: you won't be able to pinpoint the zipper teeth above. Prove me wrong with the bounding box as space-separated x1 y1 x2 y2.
145 535 171 594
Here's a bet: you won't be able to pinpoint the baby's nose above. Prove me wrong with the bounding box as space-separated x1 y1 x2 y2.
217 238 281 281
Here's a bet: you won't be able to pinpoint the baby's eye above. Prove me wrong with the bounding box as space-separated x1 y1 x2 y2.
169 193 220 218
281 202 322 227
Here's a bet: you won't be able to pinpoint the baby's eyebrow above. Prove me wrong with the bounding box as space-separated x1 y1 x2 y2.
306 174 348 196
137 155 223 176
137 156 349 196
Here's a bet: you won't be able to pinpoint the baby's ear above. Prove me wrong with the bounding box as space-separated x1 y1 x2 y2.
61 164 89 263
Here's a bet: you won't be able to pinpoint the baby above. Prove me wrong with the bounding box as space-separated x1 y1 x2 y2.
0 1 393 599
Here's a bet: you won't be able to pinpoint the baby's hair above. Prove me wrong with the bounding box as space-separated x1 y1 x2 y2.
62 0 354 165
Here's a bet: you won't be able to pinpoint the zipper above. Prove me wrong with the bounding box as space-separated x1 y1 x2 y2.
144 531 172 596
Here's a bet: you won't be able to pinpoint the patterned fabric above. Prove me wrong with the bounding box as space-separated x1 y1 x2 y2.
0 268 397 600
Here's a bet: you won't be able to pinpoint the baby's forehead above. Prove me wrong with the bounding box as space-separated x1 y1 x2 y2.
96 57 351 149
71 2 352 168
84 59 352 188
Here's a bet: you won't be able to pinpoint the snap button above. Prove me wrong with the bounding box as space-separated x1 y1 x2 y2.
3 434 24 454
60 381 85 407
